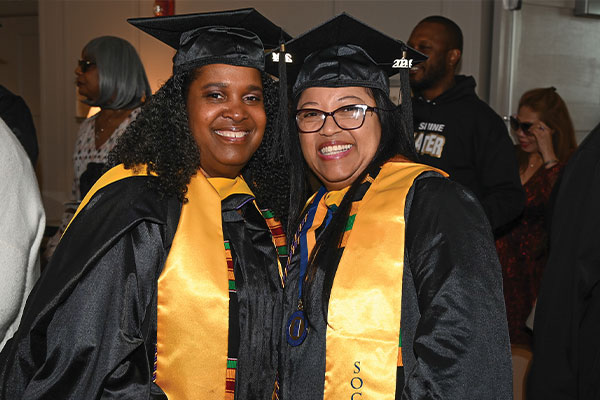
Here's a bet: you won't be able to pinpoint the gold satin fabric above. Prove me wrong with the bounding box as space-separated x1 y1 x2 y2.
323 161 444 399
63 164 152 236
156 174 253 399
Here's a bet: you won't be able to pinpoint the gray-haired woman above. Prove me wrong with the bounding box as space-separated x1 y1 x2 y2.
45 36 151 261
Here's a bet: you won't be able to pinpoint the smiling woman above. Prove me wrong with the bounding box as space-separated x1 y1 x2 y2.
0 9 291 400
277 13 512 400
187 64 266 178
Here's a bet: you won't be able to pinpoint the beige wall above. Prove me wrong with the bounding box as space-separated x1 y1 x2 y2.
37 0 493 224
490 0 600 143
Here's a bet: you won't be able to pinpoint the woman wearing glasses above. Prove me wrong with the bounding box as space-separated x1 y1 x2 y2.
496 87 577 346
277 14 512 400
44 36 150 261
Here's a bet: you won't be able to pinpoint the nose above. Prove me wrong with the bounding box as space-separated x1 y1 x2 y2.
319 114 341 137
222 99 248 122
75 64 82 76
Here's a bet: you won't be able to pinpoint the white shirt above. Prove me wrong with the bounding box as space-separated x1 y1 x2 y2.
0 117 45 349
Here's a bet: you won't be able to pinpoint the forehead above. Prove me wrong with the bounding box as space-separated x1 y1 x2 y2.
517 105 540 121
410 21 448 43
298 86 374 104
191 64 263 86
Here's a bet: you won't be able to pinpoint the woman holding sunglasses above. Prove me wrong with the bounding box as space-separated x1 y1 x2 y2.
0 9 289 399
276 14 512 400
44 36 151 261
496 87 577 346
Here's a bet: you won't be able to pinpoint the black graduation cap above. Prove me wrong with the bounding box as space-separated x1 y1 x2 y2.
267 12 426 97
128 8 291 73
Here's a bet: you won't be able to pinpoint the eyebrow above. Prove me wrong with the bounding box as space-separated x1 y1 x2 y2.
337 95 365 103
299 95 366 109
201 82 228 90
298 100 319 108
200 82 263 92
246 84 263 92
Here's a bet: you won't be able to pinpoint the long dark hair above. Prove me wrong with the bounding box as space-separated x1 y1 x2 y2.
107 68 290 225
287 87 417 319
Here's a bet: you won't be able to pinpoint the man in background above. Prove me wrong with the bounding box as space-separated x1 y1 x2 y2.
407 16 524 232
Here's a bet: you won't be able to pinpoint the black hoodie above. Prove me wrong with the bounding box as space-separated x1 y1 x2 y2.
412 75 524 231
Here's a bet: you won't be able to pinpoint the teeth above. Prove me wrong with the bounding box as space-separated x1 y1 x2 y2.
215 130 250 138
320 144 352 155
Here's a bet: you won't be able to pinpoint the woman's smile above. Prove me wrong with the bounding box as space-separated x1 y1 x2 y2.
318 141 353 158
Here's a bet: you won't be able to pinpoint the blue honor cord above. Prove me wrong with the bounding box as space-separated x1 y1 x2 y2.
287 186 327 346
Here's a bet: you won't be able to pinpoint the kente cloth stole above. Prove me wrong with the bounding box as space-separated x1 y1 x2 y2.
156 174 285 399
320 161 443 399
224 240 237 400
219 193 287 400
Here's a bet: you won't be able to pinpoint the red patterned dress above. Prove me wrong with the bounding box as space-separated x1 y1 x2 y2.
495 163 562 345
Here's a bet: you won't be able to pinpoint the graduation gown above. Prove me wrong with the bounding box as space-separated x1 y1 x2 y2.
528 123 600 400
0 169 283 399
279 162 512 399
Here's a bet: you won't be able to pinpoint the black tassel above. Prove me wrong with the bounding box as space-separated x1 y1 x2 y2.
399 48 414 139
271 33 290 163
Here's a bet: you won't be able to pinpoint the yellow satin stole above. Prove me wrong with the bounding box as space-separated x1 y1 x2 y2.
322 161 445 399
156 173 259 399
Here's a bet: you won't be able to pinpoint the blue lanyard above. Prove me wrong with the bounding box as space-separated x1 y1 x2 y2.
297 186 327 304
286 186 328 347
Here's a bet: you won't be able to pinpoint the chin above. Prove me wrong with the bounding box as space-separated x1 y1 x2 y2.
319 172 359 190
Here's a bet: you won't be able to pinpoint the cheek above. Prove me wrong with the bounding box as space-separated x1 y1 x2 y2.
360 120 381 159
186 103 212 144
254 108 267 136
298 135 316 164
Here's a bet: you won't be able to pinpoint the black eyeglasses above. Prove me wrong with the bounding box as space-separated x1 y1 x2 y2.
78 59 96 73
509 116 534 136
296 104 380 133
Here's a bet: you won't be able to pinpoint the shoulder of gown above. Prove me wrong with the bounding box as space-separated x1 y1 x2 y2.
0 176 181 399
400 173 513 400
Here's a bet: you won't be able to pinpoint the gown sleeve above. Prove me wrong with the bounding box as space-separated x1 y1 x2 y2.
0 178 178 400
400 174 513 399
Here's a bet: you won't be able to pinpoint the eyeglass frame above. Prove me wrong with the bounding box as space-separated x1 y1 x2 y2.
78 59 96 73
295 104 383 133
509 115 536 136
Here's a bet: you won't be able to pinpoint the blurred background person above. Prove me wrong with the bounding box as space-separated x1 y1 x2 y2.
408 15 524 233
0 85 38 165
0 117 45 350
496 87 577 346
44 36 150 261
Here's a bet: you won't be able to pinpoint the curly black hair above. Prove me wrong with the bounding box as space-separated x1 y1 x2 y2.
107 69 290 225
